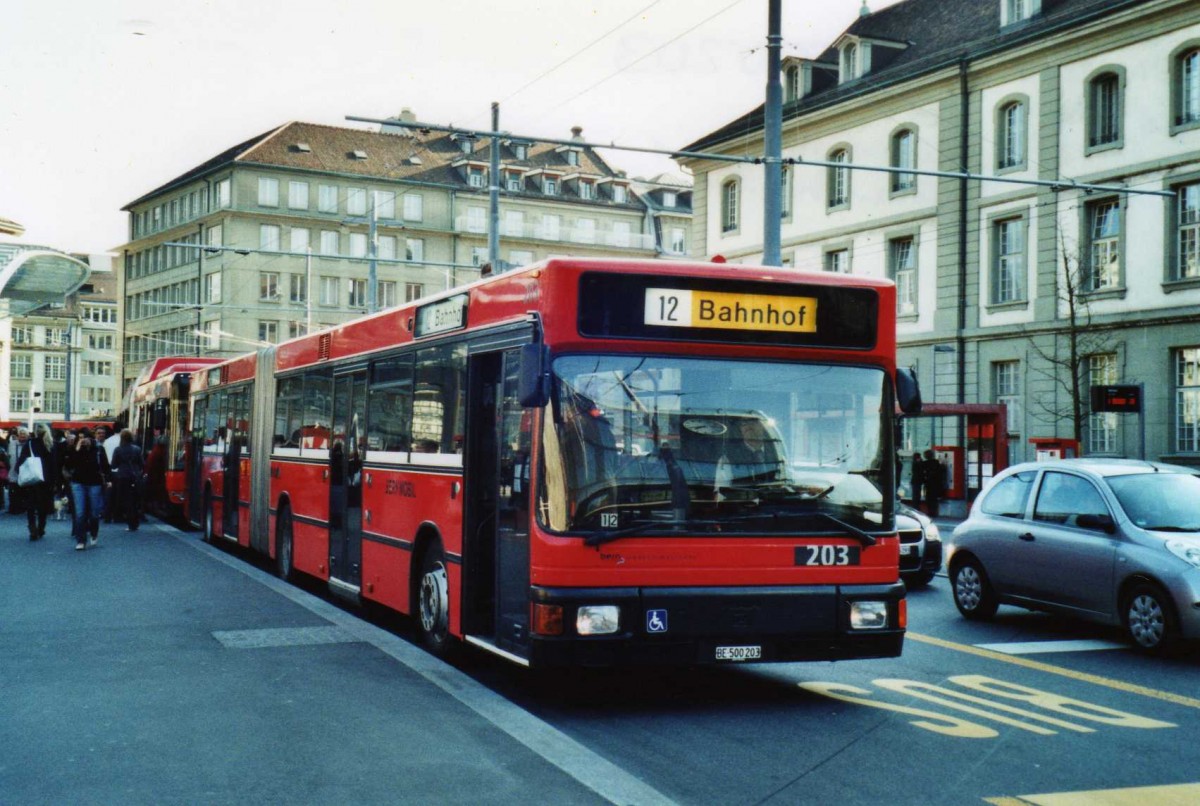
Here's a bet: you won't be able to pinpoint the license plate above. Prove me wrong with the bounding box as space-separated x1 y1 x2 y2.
795 545 861 566
900 545 915 556
716 645 762 661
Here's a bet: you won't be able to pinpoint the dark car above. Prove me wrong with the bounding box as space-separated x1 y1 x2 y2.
898 504 942 587
948 459 1200 652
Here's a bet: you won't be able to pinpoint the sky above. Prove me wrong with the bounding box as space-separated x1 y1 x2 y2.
0 0 899 254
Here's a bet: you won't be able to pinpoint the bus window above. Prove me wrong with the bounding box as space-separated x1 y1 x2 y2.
302 370 332 452
275 376 303 449
368 356 413 454
413 343 466 464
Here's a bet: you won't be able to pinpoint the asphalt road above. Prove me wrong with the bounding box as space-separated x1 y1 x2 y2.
4 511 1199 805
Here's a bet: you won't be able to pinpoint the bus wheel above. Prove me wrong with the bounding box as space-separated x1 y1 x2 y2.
417 546 454 658
276 507 294 581
203 492 216 544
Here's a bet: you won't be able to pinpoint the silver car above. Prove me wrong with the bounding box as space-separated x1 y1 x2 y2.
948 459 1200 652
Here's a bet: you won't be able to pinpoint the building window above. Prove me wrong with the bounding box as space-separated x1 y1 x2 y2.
503 210 524 237
467 167 485 188
721 179 739 233
997 100 1027 170
207 224 223 248
258 177 279 207
288 181 309 210
1176 348 1200 452
258 321 279 344
405 238 424 262
290 227 310 253
613 184 628 203
993 217 1026 303
506 171 523 192
542 214 561 241
215 178 231 209
544 177 557 196
670 227 686 254
1088 353 1119 454
289 274 307 304
891 128 916 193
349 232 367 258
347 187 367 216
785 64 800 101
43 391 64 412
612 221 632 248
10 391 28 412
827 148 850 209
88 334 113 351
378 235 396 261
403 193 423 221
509 250 534 267
466 207 486 233
471 247 489 267
260 224 281 252
824 249 850 274
45 355 66 381
288 322 306 339
10 354 32 379
841 43 858 82
374 191 395 219
405 282 424 302
1087 199 1121 290
579 180 594 200
1087 71 1122 149
348 279 367 308
44 327 66 346
85 360 113 376
1172 45 1200 131
260 272 280 301
318 184 338 213
1173 182 1200 280
319 276 339 306
320 230 339 256
205 273 222 304
12 326 32 344
993 361 1022 434
378 281 397 308
890 237 917 315
1002 0 1039 25
663 191 677 208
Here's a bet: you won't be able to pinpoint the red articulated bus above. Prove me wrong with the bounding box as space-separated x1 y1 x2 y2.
124 357 223 522
188 257 921 668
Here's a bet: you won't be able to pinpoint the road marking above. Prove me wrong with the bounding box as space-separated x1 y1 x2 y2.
177 528 678 806
986 781 1200 804
974 639 1127 655
212 626 360 649
907 632 1200 711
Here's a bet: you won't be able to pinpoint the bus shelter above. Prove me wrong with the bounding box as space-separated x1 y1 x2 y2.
899 403 1009 518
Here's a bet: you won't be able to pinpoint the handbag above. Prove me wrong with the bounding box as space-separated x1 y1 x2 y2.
18 456 44 487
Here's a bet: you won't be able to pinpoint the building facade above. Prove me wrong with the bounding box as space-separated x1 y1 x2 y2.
116 116 677 387
1 250 119 423
681 0 1200 494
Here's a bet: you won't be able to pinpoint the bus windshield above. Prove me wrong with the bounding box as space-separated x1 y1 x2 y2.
539 355 893 540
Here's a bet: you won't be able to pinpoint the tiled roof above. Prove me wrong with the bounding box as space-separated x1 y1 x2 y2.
683 0 1149 152
124 121 642 210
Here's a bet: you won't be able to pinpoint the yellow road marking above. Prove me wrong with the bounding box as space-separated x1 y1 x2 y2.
907 632 1200 711
985 782 1200 804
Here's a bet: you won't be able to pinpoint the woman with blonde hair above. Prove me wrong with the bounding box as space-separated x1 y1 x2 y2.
13 426 54 541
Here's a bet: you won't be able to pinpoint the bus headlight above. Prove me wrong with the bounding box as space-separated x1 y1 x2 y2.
576 605 620 636
849 601 888 630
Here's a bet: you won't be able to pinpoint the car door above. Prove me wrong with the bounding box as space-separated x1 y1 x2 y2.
1021 470 1118 615
969 470 1038 598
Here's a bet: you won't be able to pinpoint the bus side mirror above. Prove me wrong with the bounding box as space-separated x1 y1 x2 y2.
518 343 551 408
896 367 922 415
152 400 169 431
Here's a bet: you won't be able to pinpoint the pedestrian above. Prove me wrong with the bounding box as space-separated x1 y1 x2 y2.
95 424 117 522
0 449 9 512
921 449 945 518
12 426 54 541
110 429 145 532
64 427 110 551
910 452 924 507
54 429 77 526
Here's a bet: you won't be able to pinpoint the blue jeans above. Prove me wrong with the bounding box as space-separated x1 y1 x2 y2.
70 482 105 543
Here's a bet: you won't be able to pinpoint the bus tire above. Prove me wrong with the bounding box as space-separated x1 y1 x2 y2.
276 506 294 581
202 491 216 544
417 544 455 659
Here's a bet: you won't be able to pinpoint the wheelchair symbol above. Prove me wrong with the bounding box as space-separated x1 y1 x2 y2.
646 609 668 633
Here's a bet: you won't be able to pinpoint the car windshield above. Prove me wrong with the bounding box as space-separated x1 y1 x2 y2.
537 355 893 540
1106 472 1200 531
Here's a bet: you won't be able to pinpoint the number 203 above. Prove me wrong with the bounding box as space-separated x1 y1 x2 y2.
801 545 852 566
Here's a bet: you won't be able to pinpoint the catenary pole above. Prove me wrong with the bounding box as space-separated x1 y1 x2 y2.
489 102 501 270
762 0 783 266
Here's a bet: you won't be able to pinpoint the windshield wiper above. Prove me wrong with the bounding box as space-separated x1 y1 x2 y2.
583 518 724 547
722 509 878 547
1142 525 1200 532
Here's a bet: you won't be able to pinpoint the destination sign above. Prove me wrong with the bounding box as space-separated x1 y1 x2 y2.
578 272 878 350
415 294 468 338
644 288 817 334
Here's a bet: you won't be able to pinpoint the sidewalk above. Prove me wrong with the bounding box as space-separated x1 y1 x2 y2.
0 510 662 805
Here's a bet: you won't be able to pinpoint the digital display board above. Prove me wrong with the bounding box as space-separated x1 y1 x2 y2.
578 272 877 349
1090 384 1141 413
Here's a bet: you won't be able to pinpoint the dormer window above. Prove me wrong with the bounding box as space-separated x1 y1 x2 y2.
565 150 578 167
662 191 677 208
579 180 594 200
841 43 859 82
505 170 523 192
1001 0 1040 26
612 184 628 203
467 166 485 188
544 177 557 196
513 143 528 160
784 65 800 102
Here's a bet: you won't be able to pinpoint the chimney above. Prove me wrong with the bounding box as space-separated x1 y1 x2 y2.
382 107 418 136
571 126 584 141
399 107 417 123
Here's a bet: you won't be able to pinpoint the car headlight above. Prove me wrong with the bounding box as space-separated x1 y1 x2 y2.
924 521 941 543
576 605 620 635
1165 540 1200 569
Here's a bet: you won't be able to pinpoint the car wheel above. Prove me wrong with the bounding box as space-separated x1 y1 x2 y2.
276 506 294 581
1124 583 1178 653
202 491 216 544
417 544 456 659
910 568 937 588
951 557 998 620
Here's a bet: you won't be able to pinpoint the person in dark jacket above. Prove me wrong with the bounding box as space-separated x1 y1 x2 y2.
13 426 54 541
64 427 111 550
110 429 145 532
921 449 946 518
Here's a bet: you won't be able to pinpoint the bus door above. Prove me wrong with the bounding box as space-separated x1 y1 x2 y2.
465 349 531 654
222 387 249 539
329 370 367 589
